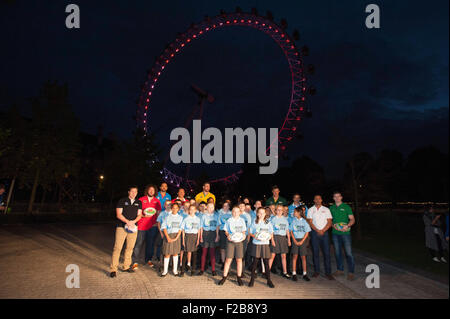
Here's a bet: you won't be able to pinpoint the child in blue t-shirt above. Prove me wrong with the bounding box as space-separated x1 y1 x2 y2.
180 205 201 276
218 202 232 267
268 205 292 278
199 202 219 276
248 207 275 288
289 207 311 281
217 206 247 286
156 200 172 271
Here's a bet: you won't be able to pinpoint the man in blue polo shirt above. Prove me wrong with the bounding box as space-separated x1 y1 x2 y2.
157 182 171 207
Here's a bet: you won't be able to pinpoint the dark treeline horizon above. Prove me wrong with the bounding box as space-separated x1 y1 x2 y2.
0 82 448 213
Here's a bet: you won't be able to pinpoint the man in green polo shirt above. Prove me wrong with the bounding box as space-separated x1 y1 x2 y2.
265 185 288 206
330 191 355 280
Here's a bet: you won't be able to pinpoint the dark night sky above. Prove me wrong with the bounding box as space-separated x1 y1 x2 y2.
1 0 448 180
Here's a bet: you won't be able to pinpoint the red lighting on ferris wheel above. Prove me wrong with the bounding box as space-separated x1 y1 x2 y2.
136 9 314 188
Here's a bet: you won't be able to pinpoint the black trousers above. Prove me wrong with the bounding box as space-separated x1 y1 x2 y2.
250 258 271 281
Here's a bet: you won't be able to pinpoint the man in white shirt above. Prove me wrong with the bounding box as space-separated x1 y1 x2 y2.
306 195 334 280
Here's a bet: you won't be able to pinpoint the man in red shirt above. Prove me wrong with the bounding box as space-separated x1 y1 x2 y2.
171 188 188 204
132 184 162 268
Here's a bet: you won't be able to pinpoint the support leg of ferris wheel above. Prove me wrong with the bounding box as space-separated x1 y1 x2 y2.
185 84 215 180
161 84 215 181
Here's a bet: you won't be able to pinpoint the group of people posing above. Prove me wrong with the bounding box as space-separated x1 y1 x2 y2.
110 182 356 288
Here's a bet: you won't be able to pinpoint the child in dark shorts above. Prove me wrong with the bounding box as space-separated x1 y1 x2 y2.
289 206 311 281
180 205 201 276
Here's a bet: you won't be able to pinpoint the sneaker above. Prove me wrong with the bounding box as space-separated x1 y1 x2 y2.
292 274 298 281
312 272 320 278
211 271 217 276
131 263 138 270
432 257 440 263
179 271 184 277
325 274 335 280
282 273 291 279
267 280 275 288
147 261 154 267
197 270 204 276
440 257 447 263
160 272 167 277
110 271 116 278
237 276 244 286
302 275 310 281
347 273 355 281
218 276 227 285
333 270 344 277
173 271 179 276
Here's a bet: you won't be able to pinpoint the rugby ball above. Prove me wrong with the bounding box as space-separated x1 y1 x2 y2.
144 207 157 217
334 222 350 231
230 232 245 243
256 231 271 241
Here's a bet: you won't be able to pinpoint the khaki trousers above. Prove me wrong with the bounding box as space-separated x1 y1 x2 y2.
110 227 138 272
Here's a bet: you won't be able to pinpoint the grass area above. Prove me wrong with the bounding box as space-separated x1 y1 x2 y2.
354 231 449 279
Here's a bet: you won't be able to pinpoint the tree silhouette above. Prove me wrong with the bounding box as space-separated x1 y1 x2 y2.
23 81 81 212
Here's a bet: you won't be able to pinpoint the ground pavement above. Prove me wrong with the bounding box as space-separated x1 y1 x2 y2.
0 222 447 299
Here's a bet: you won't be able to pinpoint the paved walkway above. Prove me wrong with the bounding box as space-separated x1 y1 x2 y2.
0 223 447 299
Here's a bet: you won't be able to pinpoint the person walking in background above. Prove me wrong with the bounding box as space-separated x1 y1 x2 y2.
307 195 334 280
423 206 448 263
110 186 142 278
330 191 356 280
